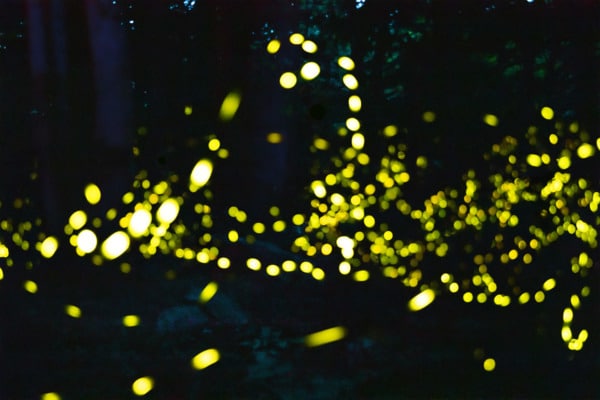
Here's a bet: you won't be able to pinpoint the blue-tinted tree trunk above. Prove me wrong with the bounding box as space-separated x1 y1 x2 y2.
25 0 133 230
84 0 133 211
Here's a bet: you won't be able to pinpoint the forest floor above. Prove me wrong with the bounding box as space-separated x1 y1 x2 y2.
1 248 598 399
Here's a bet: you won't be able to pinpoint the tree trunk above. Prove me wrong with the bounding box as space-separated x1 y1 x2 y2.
84 0 133 210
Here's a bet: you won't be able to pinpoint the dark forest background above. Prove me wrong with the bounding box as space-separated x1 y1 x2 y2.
0 1 598 399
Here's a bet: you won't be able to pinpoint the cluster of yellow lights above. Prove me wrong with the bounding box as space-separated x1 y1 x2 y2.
0 32 598 399
270 33 322 90
267 37 598 353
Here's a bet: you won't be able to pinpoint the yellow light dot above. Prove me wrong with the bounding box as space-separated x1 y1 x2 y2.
563 307 574 324
338 261 351 275
305 326 347 347
311 181 327 198
542 278 556 291
191 348 220 370
266 264 281 276
346 118 361 131
199 281 219 303
300 261 313 273
320 243 334 256
292 214 305 226
24 280 38 294
526 154 542 167
570 294 581 309
219 91 241 121
40 236 59 258
41 393 61 400
208 138 220 151
128 208 152 238
132 376 154 396
337 56 355 70
448 282 459 293
184 105 192 115
189 159 213 191
279 72 297 89
84 183 101 205
407 242 420 254
518 292 530 304
483 358 496 372
561 326 572 342
266 39 280 54
357 153 369 165
557 156 571 170
581 286 590 297
0 243 10 258
196 252 209 264
289 33 304 45
463 292 474 303
217 257 230 269
348 95 362 112
541 106 554 120
69 210 87 230
342 74 358 90
568 338 583 351
252 222 265 234
494 294 510 307
314 137 330 150
576 143 595 159
282 260 296 272
353 270 369 282
247 258 261 271
266 132 283 143
65 304 82 318
383 125 398 137
217 148 228 158
301 40 318 53
101 231 130 260
300 61 320 80
122 192 134 204
123 315 140 327
397 172 410 183
156 198 180 224
483 114 499 127
351 132 365 149
569 122 579 133
330 193 345 206
226 230 239 243
76 229 97 254
549 133 558 144
422 111 436 123
153 181 168 195
408 288 435 311
578 252 589 267
534 291 545 303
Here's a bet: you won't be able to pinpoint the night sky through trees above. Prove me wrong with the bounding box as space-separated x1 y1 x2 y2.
0 1 598 398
